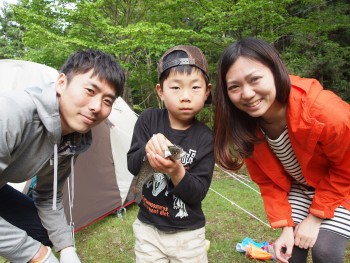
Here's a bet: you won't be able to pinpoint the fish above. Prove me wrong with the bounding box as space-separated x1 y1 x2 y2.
133 145 185 204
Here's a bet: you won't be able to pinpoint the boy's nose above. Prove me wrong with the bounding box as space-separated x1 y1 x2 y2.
180 89 191 101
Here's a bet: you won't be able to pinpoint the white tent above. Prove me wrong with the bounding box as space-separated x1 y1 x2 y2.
0 59 137 231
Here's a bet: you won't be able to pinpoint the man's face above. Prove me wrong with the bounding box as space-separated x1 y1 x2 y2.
56 69 117 135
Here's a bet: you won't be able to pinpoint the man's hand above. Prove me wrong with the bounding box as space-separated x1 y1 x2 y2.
30 246 59 263
60 246 81 263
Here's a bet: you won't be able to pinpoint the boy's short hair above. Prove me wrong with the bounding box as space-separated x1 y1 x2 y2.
157 45 212 104
61 49 125 97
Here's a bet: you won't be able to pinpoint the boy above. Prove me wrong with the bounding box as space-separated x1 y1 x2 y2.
127 45 214 262
0 50 125 262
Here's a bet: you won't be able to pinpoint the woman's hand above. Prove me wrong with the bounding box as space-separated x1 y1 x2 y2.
274 226 294 263
294 214 322 249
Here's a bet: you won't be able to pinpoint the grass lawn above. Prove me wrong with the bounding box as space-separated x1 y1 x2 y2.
1 167 349 262
74 166 279 263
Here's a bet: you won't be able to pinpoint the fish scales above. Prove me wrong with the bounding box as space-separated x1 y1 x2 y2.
133 145 185 203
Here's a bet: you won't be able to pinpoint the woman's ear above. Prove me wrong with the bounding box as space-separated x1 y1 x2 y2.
56 73 66 96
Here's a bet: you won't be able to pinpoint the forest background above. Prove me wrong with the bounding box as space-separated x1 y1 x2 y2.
0 0 349 127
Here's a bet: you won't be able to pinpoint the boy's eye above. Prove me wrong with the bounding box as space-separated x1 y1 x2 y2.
170 86 180 90
192 86 201 90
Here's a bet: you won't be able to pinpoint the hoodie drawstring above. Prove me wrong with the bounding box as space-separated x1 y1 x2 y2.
68 155 75 245
52 135 78 246
52 144 58 210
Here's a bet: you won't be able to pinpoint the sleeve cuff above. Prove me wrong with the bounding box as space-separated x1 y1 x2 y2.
270 218 295 229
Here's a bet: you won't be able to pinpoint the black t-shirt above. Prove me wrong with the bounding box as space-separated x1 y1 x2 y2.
127 108 214 231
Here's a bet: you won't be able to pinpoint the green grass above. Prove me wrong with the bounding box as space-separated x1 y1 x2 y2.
76 167 281 262
1 167 349 262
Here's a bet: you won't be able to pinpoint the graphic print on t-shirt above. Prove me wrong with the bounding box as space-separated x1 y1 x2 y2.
147 173 168 196
144 149 197 219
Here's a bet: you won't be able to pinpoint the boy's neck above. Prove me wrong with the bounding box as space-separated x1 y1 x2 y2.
168 114 194 130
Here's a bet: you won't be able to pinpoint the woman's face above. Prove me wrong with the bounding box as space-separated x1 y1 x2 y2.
225 56 280 121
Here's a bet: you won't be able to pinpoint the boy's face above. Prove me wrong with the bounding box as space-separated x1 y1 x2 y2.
156 69 211 130
56 69 117 135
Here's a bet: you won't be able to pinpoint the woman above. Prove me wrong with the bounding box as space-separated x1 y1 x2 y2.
213 37 350 263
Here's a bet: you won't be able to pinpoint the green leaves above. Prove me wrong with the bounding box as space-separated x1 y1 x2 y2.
0 0 348 110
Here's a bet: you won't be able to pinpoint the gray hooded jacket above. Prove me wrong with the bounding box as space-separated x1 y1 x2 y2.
0 82 91 262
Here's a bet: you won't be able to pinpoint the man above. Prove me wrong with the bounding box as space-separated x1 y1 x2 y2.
0 49 125 262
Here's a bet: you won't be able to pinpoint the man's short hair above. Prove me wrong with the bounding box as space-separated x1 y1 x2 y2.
61 49 125 97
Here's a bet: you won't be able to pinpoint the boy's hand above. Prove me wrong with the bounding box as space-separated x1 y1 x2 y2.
145 133 172 158
147 152 185 186
145 133 185 185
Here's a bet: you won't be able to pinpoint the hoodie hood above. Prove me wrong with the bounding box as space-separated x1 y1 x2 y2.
25 84 92 210
25 84 62 145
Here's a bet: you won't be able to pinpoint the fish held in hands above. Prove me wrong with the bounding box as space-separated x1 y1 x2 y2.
133 145 185 203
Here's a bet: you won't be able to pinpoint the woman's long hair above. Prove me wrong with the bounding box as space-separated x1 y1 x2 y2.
213 37 291 171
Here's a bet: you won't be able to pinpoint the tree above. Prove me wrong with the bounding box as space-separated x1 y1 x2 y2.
0 2 25 59
280 0 350 101
1 0 348 111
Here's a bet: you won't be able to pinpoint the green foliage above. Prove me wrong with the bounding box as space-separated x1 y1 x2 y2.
196 104 214 128
277 0 350 101
0 0 349 105
0 3 25 59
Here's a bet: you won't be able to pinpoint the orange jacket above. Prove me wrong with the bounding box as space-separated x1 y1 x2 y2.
245 75 350 228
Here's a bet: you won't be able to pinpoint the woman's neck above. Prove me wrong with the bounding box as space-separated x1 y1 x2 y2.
259 104 287 139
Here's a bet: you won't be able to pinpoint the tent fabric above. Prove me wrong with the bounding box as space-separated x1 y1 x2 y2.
109 97 138 206
0 59 136 232
65 97 137 231
0 59 59 90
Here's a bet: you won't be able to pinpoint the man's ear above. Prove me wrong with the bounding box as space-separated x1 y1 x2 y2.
155 84 163 100
56 73 67 96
